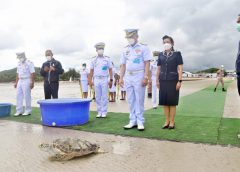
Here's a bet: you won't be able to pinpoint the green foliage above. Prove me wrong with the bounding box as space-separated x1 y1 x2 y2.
0 67 42 82
60 68 80 81
0 67 80 82
196 68 219 73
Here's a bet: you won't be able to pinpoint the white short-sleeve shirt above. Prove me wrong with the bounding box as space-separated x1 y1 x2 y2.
90 56 113 77
150 60 158 77
79 69 89 81
121 43 152 71
17 60 35 79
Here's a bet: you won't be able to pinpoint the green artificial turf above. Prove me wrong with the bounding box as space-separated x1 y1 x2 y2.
145 81 232 117
1 81 240 147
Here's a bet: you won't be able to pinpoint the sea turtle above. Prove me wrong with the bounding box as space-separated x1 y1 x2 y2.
39 138 103 161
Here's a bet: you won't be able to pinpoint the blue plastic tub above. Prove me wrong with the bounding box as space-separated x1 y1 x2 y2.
0 103 12 117
37 98 92 127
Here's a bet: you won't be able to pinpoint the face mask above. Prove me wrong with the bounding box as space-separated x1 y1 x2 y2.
237 23 240 32
19 58 26 63
127 38 135 45
97 49 104 55
163 43 172 51
46 56 52 61
83 66 86 70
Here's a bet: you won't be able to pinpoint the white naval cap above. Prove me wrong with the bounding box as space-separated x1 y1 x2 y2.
221 65 224 68
124 29 139 38
94 42 105 49
16 52 26 59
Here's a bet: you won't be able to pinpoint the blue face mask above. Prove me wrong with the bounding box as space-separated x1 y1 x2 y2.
237 23 240 32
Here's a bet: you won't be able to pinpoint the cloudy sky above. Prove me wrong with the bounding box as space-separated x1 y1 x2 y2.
0 0 239 72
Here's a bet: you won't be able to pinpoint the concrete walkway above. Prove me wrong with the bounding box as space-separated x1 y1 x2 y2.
223 80 240 118
0 120 239 172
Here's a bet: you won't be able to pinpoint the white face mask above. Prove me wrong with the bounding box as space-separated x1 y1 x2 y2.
97 49 104 55
237 23 240 32
19 58 26 63
83 66 86 70
163 43 172 51
46 56 52 61
127 38 136 45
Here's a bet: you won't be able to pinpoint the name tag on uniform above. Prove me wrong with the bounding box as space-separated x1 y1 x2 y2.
102 66 108 70
133 58 140 64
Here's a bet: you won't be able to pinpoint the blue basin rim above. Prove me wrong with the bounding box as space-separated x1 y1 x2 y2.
0 103 12 106
37 98 92 105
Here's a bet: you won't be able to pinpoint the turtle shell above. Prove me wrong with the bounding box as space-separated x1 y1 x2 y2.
52 138 98 154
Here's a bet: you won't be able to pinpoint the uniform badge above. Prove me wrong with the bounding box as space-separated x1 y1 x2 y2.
133 58 140 64
102 66 108 71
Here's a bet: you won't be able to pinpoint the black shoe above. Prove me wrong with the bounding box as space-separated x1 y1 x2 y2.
222 88 226 92
214 88 217 92
168 125 175 130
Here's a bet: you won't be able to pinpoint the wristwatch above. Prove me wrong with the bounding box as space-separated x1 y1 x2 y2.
178 80 182 83
110 79 113 82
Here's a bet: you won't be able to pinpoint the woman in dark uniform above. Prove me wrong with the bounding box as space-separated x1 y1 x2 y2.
156 35 183 129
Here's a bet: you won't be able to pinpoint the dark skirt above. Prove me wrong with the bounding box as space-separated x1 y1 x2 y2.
159 80 179 106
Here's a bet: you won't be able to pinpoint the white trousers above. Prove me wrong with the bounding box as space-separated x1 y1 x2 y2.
80 80 88 92
94 77 109 115
125 72 146 125
16 79 32 114
152 76 157 108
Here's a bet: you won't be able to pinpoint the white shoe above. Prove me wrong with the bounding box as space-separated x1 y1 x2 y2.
137 125 145 131
123 123 137 129
96 114 102 118
22 112 31 116
14 112 22 116
101 114 107 118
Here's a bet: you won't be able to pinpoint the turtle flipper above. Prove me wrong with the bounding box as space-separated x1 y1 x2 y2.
49 153 75 161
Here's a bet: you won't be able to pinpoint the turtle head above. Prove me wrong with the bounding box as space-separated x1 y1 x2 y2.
91 143 101 153
39 143 52 152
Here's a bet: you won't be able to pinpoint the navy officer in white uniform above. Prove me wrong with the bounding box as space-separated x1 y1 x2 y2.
119 29 152 131
150 51 159 109
14 52 35 116
88 42 113 118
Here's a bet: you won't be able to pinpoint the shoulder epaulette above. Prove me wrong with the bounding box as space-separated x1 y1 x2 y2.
139 43 147 46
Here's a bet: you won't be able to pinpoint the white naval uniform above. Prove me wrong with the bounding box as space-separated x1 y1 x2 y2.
79 68 89 92
90 56 113 116
121 43 152 125
120 75 126 91
16 60 35 114
150 60 158 108
110 67 116 92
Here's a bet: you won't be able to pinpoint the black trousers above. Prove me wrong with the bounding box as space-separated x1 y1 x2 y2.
44 82 59 99
237 74 240 96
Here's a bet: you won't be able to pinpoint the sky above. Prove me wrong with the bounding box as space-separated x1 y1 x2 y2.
0 0 239 72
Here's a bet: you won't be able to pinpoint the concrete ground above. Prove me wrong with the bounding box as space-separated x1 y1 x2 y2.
223 80 240 118
0 120 239 172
